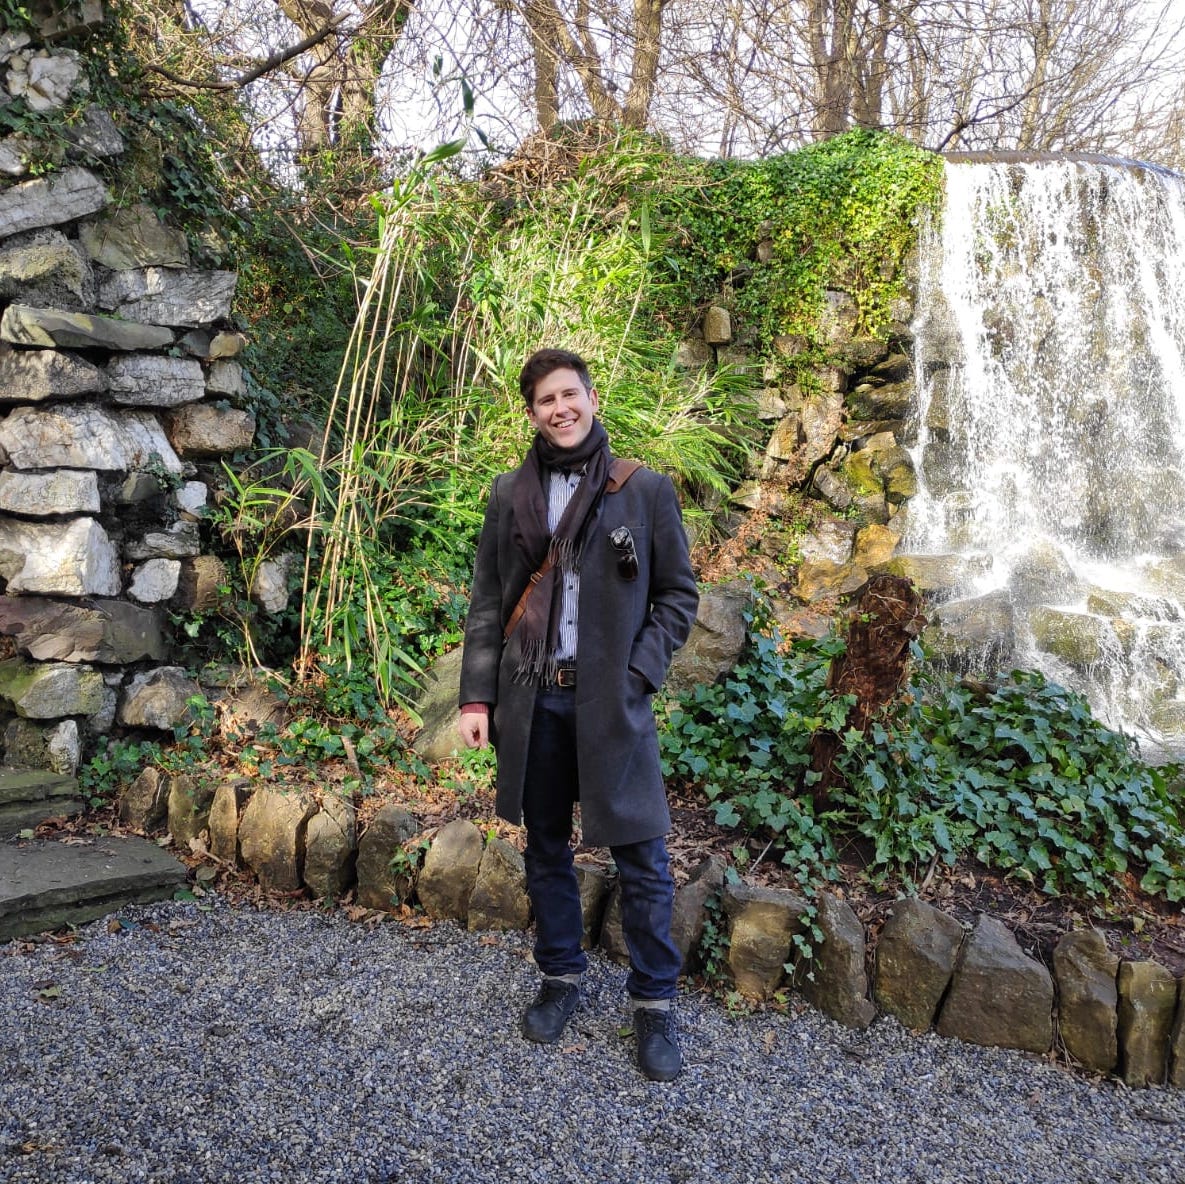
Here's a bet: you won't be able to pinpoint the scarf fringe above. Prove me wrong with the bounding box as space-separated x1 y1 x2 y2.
513 638 558 686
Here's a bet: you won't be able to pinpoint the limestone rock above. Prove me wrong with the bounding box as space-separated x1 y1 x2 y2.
0 468 99 515
128 558 181 604
166 773 215 850
174 481 208 516
795 559 870 603
118 666 201 730
304 794 357 899
467 836 530 931
923 591 1015 669
32 0 105 39
0 596 166 663
118 766 168 832
1171 981 1185 1088
355 804 419 910
820 289 858 346
0 137 28 177
124 521 200 561
0 403 182 472
166 402 255 456
936 914 1054 1052
62 106 124 160
0 303 172 351
1029 607 1114 669
106 355 205 408
417 818 483 923
671 854 726 973
674 338 712 368
853 523 900 569
874 897 965 1031
723 883 809 1000
702 305 732 345
667 579 749 694
798 893 876 1029
0 230 93 309
798 516 857 566
0 657 104 718
208 781 244 865
97 268 237 327
238 788 316 893
173 555 229 614
0 516 120 595
206 359 245 398
1117 960 1177 1087
0 166 107 239
78 204 189 269
1052 929 1119 1074
249 555 293 614
410 646 464 762
882 553 993 598
1012 540 1085 606
3 718 80 775
576 862 611 949
9 48 83 111
0 344 106 401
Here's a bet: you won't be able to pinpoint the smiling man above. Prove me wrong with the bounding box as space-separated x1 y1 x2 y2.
458 348 699 1081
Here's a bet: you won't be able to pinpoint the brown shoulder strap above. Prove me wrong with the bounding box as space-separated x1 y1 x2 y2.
503 556 554 641
605 458 643 494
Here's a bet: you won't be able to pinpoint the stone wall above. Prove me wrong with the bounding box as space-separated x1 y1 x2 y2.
0 10 253 774
129 770 1184 1089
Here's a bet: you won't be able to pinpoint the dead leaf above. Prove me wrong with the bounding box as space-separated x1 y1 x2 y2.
763 1029 777 1054
560 1042 587 1054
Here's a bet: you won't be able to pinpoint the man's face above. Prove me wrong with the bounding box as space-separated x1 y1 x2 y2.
526 366 599 450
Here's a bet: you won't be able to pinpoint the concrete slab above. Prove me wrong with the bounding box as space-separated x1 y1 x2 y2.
0 835 187 941
0 767 84 837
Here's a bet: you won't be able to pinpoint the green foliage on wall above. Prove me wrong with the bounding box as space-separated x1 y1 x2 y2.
677 129 944 367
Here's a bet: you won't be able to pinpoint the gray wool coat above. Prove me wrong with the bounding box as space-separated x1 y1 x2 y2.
458 458 699 847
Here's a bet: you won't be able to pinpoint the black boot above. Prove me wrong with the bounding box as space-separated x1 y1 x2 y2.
522 978 580 1044
634 1006 681 1081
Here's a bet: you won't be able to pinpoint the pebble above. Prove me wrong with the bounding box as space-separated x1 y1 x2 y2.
1 896 1183 1184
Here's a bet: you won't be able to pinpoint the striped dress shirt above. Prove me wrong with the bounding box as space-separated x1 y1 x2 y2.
548 468 582 661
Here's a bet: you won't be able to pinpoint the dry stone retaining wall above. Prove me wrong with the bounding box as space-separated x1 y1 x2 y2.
0 14 259 778
119 772 1185 1090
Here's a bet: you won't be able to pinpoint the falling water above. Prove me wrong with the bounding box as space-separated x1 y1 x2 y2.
907 156 1185 754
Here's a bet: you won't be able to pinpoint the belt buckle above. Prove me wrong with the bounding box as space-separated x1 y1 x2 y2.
554 666 576 688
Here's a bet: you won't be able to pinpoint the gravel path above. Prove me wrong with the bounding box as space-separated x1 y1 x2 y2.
1 897 1183 1184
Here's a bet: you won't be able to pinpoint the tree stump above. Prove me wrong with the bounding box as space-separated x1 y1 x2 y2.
808 573 926 806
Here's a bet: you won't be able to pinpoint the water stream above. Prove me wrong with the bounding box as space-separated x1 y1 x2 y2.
907 156 1185 754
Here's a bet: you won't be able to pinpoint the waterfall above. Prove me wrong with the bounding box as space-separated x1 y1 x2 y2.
908 156 1185 755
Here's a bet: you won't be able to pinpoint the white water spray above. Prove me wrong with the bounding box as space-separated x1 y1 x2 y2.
908 158 1185 751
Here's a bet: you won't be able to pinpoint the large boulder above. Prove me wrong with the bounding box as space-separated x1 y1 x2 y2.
0 469 100 516
165 402 255 456
97 267 237 327
467 836 530 931
923 591 1015 668
798 893 876 1029
874 898 965 1031
355 804 420 911
670 854 726 973
0 517 120 596
0 344 107 401
576 861 612 949
3 717 80 775
936 914 1054 1052
118 666 201 730
166 773 216 850
106 355 205 408
667 580 749 695
0 596 166 663
723 883 809 1000
417 818 483 923
0 403 182 472
238 788 316 893
78 203 190 269
118 766 168 832
1052 929 1119 1074
410 646 464 762
207 780 245 864
304 794 357 899
1 303 172 351
0 166 108 239
0 229 94 309
1117 960 1177 1087
0 658 104 718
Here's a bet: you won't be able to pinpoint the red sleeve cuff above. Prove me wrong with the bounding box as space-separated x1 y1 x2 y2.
460 702 489 715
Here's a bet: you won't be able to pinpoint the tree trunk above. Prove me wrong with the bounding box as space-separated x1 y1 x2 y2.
807 573 926 807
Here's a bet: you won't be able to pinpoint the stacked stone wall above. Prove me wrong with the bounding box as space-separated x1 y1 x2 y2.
0 10 252 775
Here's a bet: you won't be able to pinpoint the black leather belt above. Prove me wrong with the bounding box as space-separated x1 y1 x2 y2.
552 665 577 688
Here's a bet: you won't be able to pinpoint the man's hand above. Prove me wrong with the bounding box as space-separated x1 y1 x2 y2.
458 709 489 749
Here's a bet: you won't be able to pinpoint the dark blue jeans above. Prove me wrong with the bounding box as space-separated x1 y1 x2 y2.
521 686 681 1001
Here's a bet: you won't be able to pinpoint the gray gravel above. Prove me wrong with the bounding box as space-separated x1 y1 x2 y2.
2 897 1183 1184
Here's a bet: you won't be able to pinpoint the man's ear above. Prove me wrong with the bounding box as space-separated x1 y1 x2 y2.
589 387 599 412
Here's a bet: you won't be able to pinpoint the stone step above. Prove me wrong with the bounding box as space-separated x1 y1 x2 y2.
0 767 85 837
0 835 188 942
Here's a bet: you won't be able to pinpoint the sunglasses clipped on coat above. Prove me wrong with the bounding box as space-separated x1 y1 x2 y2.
609 526 638 581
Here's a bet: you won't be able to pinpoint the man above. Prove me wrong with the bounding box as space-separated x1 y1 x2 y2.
458 348 699 1082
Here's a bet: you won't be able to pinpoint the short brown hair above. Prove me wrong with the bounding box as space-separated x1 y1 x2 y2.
518 349 593 406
